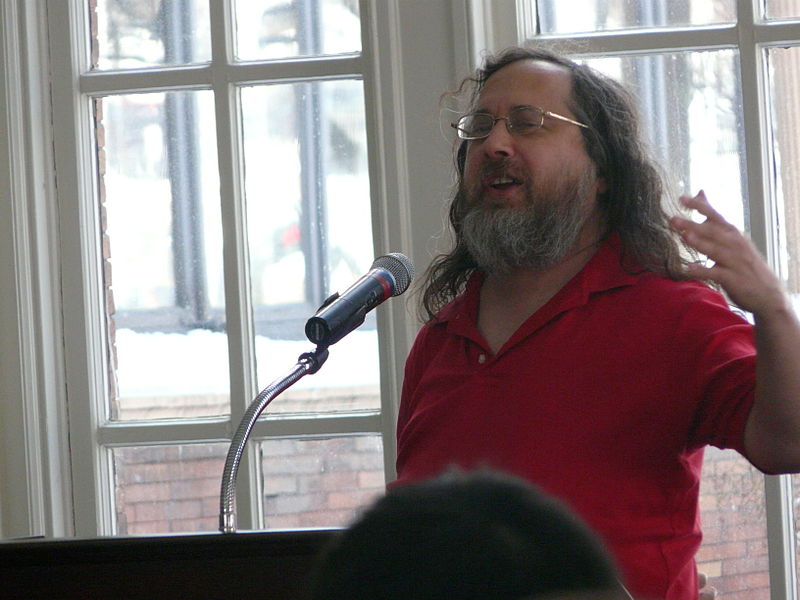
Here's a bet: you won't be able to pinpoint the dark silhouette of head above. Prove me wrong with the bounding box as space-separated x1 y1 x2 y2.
309 470 628 600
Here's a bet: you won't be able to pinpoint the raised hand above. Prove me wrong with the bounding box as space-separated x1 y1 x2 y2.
669 190 786 316
672 192 800 473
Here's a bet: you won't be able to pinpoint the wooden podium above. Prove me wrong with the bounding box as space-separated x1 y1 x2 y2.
0 529 335 599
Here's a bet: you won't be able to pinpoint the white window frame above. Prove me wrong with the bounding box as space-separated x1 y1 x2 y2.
7 2 796 594
0 0 72 539
472 0 800 597
0 0 466 539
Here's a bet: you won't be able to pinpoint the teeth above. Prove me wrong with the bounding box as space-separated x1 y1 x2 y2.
491 176 517 186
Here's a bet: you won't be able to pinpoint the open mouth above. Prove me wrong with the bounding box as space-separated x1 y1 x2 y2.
487 174 523 190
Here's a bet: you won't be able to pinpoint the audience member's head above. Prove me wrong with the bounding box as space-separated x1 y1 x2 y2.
309 470 629 600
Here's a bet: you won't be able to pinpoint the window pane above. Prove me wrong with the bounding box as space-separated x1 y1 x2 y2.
241 79 379 414
235 0 361 61
585 50 746 230
697 449 769 598
92 0 211 70
98 90 229 420
532 0 734 35
765 0 800 20
261 436 384 529
767 46 800 298
113 443 228 535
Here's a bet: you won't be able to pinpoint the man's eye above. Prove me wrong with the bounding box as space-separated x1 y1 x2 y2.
512 118 538 130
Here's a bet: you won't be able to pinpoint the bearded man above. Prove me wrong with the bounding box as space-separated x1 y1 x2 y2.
394 47 800 600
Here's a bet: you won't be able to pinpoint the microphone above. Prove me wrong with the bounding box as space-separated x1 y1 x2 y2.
305 253 414 347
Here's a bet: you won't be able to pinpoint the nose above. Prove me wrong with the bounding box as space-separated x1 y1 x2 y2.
479 117 515 158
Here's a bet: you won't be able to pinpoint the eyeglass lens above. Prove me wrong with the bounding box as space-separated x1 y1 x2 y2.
459 106 544 138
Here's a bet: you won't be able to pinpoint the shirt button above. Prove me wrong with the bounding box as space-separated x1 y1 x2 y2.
478 353 486 364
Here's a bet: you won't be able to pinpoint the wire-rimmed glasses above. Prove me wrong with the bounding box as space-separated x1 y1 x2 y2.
451 105 589 140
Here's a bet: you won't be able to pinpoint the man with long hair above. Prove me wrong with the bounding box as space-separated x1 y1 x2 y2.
395 47 800 599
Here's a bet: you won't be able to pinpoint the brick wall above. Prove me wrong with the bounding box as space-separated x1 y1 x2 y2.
114 442 229 534
261 436 385 529
698 447 770 599
113 432 385 535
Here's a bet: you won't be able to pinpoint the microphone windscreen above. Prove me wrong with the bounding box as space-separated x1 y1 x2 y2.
372 253 414 296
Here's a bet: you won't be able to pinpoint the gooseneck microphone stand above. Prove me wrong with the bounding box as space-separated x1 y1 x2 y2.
218 346 329 534
218 252 414 534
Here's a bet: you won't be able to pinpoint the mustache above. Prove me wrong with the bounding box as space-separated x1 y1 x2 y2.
478 158 527 181
459 159 532 208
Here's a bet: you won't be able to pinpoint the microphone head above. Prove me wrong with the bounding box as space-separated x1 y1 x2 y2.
372 253 414 296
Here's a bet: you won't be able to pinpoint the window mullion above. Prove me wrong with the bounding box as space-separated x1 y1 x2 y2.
357 0 405 485
253 413 384 438
764 474 798 600
96 420 231 445
208 0 260 532
49 0 117 536
298 0 329 306
739 0 773 251
532 27 741 55
753 20 800 45
297 82 328 307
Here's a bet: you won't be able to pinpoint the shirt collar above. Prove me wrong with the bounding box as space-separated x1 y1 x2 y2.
434 233 643 326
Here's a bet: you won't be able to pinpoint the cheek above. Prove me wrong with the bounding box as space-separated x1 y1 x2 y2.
463 147 479 179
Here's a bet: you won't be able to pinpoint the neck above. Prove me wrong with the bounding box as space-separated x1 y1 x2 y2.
472 202 608 353
476 233 605 355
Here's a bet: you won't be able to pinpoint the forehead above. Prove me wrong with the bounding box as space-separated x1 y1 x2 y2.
476 59 574 112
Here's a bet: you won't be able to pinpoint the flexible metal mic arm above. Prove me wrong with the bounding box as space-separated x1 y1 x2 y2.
219 346 329 534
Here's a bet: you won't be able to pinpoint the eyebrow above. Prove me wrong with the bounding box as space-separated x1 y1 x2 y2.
471 104 535 114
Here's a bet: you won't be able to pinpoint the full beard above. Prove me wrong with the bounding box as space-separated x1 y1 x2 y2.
460 166 599 274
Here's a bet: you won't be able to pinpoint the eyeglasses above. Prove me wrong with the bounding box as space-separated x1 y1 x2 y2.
451 105 589 140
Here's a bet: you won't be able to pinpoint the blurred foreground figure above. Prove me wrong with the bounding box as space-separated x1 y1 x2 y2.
309 470 630 600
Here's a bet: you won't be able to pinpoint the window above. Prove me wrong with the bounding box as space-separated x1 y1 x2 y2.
30 0 425 537
69 0 385 535
476 0 800 597
3 0 461 541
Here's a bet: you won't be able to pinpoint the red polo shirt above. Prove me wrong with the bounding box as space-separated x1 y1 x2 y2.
395 235 756 600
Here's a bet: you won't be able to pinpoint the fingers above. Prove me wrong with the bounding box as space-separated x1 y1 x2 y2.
668 190 785 313
669 190 742 262
679 189 723 223
670 190 733 234
668 190 741 288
